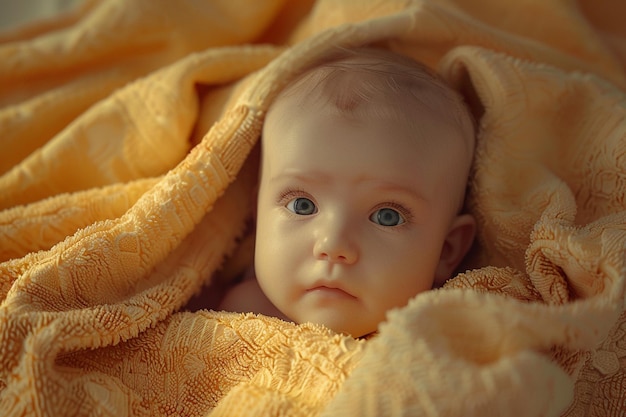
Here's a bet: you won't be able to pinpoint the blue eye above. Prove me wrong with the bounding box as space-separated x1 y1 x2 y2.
286 197 317 215
370 208 405 226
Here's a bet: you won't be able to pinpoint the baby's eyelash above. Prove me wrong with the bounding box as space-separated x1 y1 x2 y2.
276 191 415 224
276 188 309 204
373 201 414 223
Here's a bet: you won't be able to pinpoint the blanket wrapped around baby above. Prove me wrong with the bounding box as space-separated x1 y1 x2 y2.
1 0 625 415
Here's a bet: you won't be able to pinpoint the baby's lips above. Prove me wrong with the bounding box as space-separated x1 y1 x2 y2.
305 279 357 299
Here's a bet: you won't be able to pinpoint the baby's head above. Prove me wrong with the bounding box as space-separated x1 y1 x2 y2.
254 47 476 337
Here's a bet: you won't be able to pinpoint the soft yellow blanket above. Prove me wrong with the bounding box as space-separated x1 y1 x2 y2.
1 0 625 415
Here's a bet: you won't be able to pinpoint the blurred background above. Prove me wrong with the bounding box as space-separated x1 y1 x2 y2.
0 0 83 31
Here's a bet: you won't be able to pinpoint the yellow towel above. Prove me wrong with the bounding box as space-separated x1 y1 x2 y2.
1 0 625 415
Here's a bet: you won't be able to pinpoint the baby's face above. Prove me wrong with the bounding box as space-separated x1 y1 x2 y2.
254 93 470 337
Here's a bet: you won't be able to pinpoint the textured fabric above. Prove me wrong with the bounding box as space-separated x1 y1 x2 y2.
1 0 625 416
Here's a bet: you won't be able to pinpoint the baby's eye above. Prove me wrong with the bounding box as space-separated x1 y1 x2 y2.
370 208 405 226
286 197 317 215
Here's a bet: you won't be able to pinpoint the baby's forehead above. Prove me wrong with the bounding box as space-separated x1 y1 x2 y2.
267 53 474 151
272 51 472 133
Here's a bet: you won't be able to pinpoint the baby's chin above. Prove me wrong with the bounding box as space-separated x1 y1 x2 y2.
274 294 382 338
294 313 379 339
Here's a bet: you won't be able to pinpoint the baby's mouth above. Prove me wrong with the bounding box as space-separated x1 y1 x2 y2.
306 282 356 299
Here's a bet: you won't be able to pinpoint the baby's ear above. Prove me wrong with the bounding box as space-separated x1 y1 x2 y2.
433 214 476 287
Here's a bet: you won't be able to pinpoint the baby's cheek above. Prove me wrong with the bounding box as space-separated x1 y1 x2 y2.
378 275 431 311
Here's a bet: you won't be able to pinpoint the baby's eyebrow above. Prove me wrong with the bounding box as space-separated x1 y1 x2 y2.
270 172 427 204
364 180 428 204
270 171 331 184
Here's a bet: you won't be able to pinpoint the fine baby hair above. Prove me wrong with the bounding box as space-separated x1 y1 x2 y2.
276 47 475 156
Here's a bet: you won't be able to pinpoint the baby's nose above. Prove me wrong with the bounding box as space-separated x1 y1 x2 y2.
313 220 358 264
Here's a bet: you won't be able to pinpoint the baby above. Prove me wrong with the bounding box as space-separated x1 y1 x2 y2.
219 47 476 338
